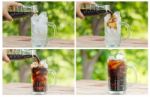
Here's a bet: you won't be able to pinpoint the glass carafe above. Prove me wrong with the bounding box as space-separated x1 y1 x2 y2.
7 49 37 60
107 53 137 94
80 4 112 16
104 12 130 47
6 5 38 19
31 12 56 47
31 60 56 95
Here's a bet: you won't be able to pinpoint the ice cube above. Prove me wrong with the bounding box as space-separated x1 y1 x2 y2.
31 62 39 68
38 12 48 24
40 60 48 68
116 53 124 60
31 14 39 24
31 12 48 25
105 11 121 30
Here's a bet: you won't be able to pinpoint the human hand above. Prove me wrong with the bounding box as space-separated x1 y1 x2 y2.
3 50 10 63
76 1 95 19
3 2 23 21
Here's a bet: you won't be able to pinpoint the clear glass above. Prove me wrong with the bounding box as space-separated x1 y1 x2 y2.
6 5 38 19
107 54 126 94
31 60 56 95
31 12 56 47
80 4 111 16
107 53 137 95
104 12 130 47
81 4 110 11
9 5 38 13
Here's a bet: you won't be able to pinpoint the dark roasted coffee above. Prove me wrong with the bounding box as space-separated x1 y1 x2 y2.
7 54 40 63
108 59 126 91
33 55 40 63
81 9 112 16
32 66 48 92
7 54 32 60
8 12 33 18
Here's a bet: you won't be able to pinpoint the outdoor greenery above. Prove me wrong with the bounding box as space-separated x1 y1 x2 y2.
76 49 148 84
3 2 74 40
77 2 148 40
3 49 74 87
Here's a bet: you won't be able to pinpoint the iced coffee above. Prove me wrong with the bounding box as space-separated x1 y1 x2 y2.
107 58 126 94
31 61 48 94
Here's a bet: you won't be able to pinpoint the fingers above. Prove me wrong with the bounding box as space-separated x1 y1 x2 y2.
9 2 23 7
3 2 23 21
16 3 23 7
76 8 85 19
3 10 13 21
9 2 23 11
81 1 96 5
3 50 10 63
3 55 10 63
76 1 96 19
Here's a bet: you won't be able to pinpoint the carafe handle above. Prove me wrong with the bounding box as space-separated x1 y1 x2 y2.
121 22 131 40
127 64 137 88
48 69 56 86
48 22 56 38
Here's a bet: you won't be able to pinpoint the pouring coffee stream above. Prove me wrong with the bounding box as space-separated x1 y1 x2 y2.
33 55 40 64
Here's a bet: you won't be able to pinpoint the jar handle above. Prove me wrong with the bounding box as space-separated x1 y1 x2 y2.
121 22 131 40
48 22 56 38
48 69 56 86
127 64 138 87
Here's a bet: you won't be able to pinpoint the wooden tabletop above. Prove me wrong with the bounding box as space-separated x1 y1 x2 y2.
3 36 74 48
3 83 74 95
77 36 148 48
76 80 148 95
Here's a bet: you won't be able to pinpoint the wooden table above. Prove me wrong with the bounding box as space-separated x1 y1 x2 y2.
76 80 148 95
3 83 74 95
77 36 148 47
3 36 74 48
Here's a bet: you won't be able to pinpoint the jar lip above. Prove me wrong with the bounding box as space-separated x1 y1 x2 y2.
31 61 48 69
108 52 125 61
32 5 38 13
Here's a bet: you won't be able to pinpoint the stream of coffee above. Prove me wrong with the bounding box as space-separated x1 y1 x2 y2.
33 55 40 64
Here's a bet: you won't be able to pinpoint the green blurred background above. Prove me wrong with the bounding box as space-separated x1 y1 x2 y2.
77 2 148 40
3 49 74 87
3 2 74 40
76 49 148 84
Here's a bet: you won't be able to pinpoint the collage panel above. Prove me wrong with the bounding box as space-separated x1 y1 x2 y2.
3 49 74 95
76 1 148 48
76 49 148 95
1 0 149 96
3 1 74 48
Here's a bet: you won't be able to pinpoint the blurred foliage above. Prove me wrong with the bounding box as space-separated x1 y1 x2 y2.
76 49 148 84
3 2 74 39
77 2 148 39
3 49 74 87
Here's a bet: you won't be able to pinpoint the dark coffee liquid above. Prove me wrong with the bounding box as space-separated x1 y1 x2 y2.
81 9 112 16
32 66 48 92
7 54 32 60
108 59 126 91
3 12 33 20
33 55 40 64
9 12 33 18
7 54 40 63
